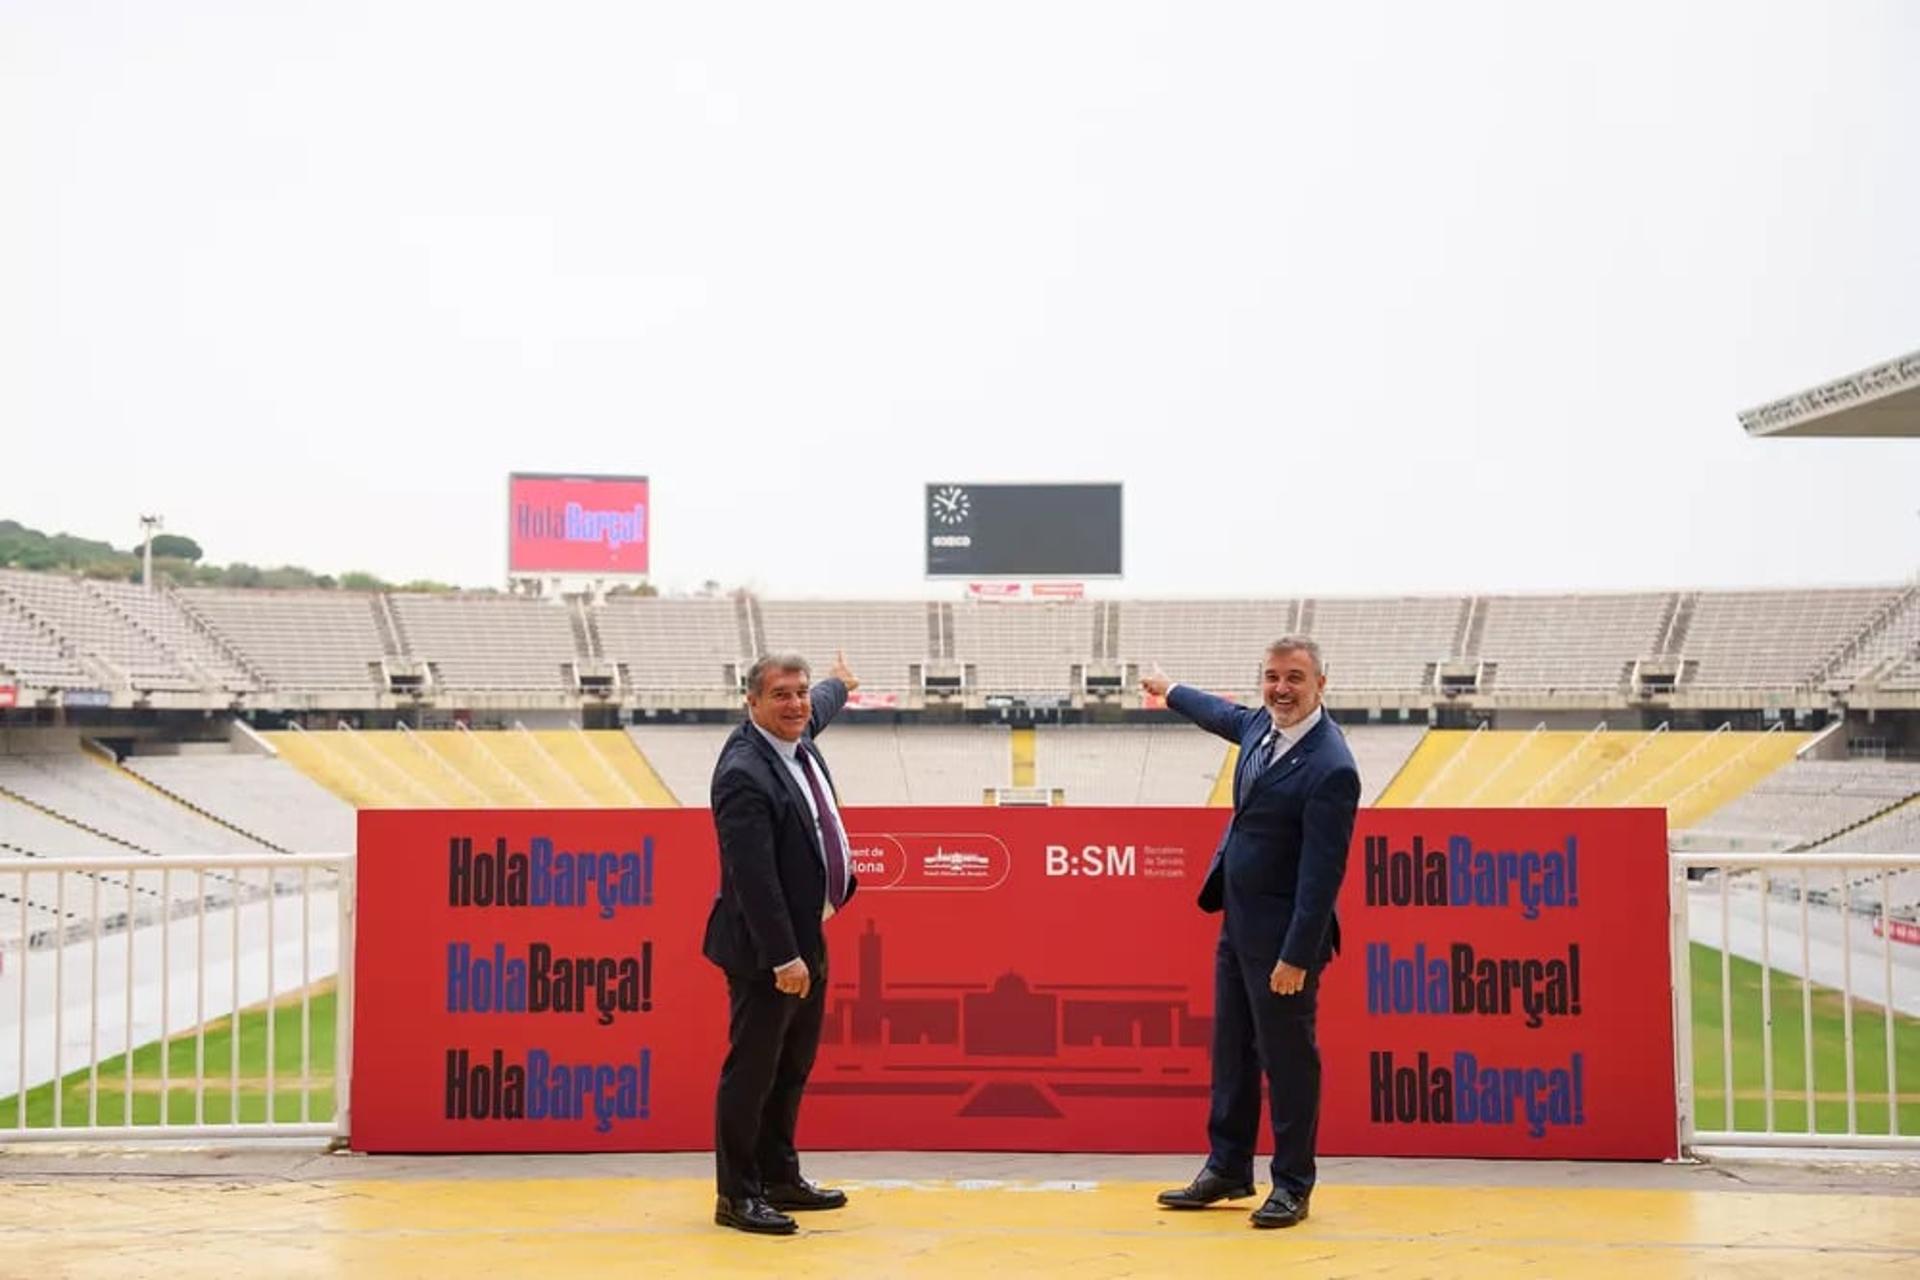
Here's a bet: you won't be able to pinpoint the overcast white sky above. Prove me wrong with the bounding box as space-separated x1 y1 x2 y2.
3 2 1916 598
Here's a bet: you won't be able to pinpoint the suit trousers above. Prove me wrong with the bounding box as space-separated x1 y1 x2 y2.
1205 930 1322 1197
714 950 827 1199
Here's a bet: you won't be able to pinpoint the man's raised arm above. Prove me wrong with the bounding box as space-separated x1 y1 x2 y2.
1142 665 1263 744
807 649 860 738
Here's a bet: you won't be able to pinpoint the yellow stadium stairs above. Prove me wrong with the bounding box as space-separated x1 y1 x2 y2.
1010 727 1036 789
265 728 678 809
1375 725 1807 829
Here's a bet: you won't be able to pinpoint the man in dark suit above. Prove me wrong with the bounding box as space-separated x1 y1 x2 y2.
704 650 861 1235
1141 636 1361 1229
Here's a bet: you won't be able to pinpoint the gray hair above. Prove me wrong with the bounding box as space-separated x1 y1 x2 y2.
1265 634 1325 677
745 651 811 696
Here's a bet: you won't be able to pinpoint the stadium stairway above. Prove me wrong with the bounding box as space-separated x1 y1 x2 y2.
1376 728 1807 830
265 729 676 809
1009 728 1036 789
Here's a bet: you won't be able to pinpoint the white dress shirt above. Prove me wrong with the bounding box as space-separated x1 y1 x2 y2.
1254 704 1323 767
751 722 852 940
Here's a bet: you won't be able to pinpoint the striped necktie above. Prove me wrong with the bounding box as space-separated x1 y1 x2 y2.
1241 729 1280 803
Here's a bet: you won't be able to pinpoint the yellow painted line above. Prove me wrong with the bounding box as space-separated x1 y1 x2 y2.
1 1178 1915 1279
1207 744 1238 807
1010 727 1035 788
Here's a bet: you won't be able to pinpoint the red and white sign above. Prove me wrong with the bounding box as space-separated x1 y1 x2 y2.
352 807 1674 1158
967 582 1022 599
1875 917 1920 947
844 690 900 711
1030 582 1085 599
0 685 16 708
508 473 650 575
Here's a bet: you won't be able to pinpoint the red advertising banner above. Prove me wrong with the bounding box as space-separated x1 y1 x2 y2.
1876 917 1920 947
353 807 1673 1157
0 685 16 708
507 473 650 575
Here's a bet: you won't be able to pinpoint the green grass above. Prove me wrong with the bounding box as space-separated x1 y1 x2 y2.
1690 942 1920 1135
0 985 336 1129
1 950 1914 1137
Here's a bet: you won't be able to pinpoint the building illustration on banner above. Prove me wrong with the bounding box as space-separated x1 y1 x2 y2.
815 921 1212 1118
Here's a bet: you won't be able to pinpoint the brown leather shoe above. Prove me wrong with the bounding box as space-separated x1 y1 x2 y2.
1156 1167 1256 1209
715 1195 798 1234
1249 1188 1310 1229
764 1178 848 1212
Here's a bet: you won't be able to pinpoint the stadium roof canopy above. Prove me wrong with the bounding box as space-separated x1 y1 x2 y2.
1739 347 1920 438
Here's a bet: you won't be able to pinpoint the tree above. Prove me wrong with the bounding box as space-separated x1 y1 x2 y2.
149 533 203 563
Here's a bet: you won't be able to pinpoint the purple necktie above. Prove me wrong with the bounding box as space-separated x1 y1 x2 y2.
795 745 849 909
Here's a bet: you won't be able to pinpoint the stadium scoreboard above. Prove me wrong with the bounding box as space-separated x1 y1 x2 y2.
925 483 1122 578
507 473 649 578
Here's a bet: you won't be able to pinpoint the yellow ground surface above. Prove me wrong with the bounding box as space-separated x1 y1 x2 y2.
3 1169 1916 1278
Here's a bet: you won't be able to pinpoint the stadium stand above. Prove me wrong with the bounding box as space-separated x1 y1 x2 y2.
800 725 916 804
0 792 160 951
1302 596 1463 693
1681 587 1898 691
5 570 1920 853
0 570 194 692
890 725 1013 804
1115 600 1299 697
1818 584 1920 688
1378 727 1809 830
3 573 1919 712
952 600 1092 697
1473 592 1670 694
387 594 577 693
1684 759 1920 851
1342 725 1429 805
176 588 385 694
1034 726 1161 805
758 601 927 695
87 580 259 692
1035 724 1424 807
1814 795 1920 855
596 598 741 696
0 590 93 690
1135 728 1248 806
123 751 356 854
0 754 275 855
0 748 290 951
265 728 668 808
624 725 733 806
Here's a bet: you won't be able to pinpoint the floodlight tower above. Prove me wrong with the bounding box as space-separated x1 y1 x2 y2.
139 513 163 592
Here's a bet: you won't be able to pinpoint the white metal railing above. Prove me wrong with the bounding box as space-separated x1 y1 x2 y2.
4 844 1911 1153
0 853 352 1142
1672 850 1919 1151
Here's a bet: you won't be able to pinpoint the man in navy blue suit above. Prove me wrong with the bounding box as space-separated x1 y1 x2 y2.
704 650 862 1235
1142 636 1361 1229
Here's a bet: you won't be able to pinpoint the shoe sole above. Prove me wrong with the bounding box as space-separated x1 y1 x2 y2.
1157 1187 1256 1209
766 1201 847 1212
1250 1211 1308 1229
714 1215 798 1235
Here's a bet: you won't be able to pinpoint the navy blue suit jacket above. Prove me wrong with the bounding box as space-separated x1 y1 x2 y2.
701 677 856 975
1168 684 1362 971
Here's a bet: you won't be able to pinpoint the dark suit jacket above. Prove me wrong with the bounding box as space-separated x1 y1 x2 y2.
702 677 858 976
1168 684 1361 971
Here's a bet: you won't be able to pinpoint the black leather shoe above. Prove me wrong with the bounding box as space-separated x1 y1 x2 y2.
1156 1167 1256 1209
764 1178 848 1212
1249 1189 1310 1229
714 1195 798 1235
